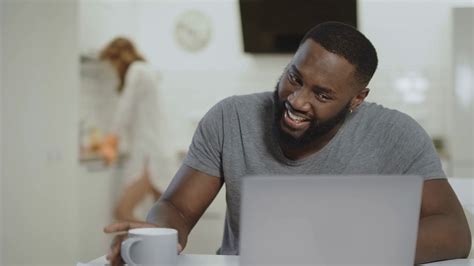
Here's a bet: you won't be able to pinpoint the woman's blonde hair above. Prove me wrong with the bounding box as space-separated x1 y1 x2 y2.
99 37 145 93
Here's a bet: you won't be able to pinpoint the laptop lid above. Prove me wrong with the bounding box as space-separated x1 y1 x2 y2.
239 175 423 265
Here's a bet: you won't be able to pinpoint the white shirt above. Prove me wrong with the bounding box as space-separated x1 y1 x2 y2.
112 61 162 188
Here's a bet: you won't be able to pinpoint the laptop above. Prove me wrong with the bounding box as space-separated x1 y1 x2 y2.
239 175 423 266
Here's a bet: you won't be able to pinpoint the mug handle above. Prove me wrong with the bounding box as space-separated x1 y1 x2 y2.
121 237 142 266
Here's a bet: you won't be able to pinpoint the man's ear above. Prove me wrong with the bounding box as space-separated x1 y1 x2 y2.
350 88 370 111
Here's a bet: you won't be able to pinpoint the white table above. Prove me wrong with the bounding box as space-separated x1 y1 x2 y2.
79 254 474 266
79 255 237 266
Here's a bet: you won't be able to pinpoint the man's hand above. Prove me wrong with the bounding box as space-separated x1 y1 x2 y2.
104 221 183 266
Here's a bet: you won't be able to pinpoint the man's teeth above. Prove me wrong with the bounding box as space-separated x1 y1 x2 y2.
287 110 306 122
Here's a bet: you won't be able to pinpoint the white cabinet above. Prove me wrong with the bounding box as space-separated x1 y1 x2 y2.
77 163 119 262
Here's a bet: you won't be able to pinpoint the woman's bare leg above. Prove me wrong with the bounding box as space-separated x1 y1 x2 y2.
114 171 162 222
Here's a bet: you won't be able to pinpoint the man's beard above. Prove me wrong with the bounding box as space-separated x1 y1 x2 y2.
272 87 351 150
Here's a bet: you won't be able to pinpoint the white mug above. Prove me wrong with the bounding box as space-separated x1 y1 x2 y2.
121 228 178 266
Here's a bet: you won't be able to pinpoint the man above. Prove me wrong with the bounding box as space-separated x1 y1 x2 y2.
105 22 471 265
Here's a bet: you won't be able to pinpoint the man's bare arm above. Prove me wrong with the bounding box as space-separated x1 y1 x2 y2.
146 164 223 249
415 179 471 264
104 165 222 266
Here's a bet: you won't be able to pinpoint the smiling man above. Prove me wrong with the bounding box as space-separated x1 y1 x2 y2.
105 22 471 265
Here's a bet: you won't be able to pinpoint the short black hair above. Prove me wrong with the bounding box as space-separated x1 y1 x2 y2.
300 21 378 87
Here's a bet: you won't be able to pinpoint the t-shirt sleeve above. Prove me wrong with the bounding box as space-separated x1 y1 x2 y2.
183 99 228 178
397 114 446 180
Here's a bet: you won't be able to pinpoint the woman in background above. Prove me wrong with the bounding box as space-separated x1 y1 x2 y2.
98 37 162 222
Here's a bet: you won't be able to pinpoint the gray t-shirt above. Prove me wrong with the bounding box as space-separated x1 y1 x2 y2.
183 91 445 255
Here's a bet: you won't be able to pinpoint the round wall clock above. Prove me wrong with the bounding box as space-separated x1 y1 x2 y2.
174 9 212 52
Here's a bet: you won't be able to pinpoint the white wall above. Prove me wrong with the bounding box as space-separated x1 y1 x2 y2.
0 1 3 263
80 0 139 56
1 0 79 264
361 0 473 141
360 0 473 176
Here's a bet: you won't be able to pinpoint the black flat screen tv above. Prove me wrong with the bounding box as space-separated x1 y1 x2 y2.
239 0 358 53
